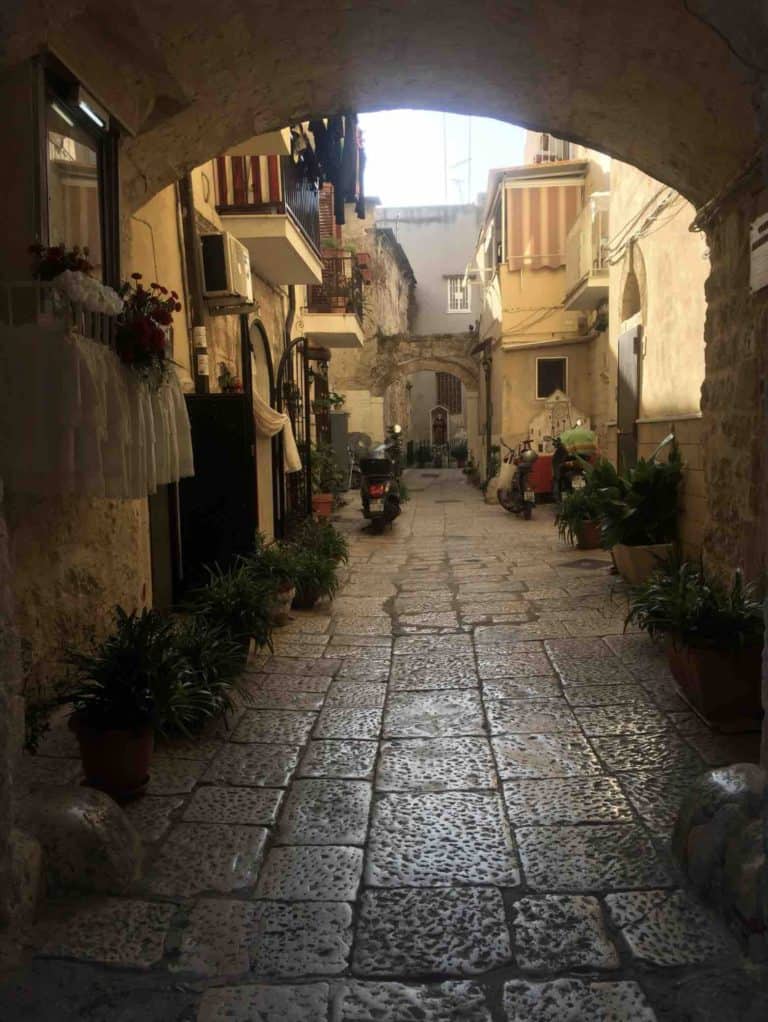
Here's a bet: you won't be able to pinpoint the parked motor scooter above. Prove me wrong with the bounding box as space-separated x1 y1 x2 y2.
497 438 538 519
552 424 598 501
359 425 403 533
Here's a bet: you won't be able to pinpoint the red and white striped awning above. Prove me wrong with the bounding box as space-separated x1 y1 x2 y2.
215 155 283 209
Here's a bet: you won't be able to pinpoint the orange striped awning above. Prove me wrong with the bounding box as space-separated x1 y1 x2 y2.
507 183 583 271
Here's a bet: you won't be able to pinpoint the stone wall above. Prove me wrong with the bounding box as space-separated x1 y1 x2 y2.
701 170 768 585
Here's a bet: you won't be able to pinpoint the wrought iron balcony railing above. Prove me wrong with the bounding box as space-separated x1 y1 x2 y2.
307 253 364 321
214 154 321 255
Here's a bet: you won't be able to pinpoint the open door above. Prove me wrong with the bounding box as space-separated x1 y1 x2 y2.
617 324 641 472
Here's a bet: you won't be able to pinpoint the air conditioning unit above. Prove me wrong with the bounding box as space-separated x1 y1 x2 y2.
201 232 253 304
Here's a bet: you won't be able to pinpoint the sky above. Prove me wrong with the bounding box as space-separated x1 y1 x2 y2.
359 110 526 208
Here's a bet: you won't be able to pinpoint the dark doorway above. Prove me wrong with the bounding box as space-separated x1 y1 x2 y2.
617 324 641 472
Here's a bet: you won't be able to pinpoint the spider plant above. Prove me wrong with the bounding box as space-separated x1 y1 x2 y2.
599 445 683 547
555 487 604 546
189 560 275 651
288 517 350 565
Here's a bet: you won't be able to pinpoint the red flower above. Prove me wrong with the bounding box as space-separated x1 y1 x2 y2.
131 272 143 280
155 308 172 326
170 290 178 300
174 302 182 312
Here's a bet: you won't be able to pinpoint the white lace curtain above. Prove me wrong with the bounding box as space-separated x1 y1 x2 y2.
0 322 194 499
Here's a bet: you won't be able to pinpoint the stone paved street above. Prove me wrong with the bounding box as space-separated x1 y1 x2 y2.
2 470 766 1021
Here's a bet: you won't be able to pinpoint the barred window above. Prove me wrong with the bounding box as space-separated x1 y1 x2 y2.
446 275 470 313
437 372 462 414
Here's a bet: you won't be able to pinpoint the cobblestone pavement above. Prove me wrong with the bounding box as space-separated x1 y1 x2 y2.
3 470 766 1020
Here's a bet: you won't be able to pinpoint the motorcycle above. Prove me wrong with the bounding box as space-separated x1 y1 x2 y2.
359 425 403 533
497 437 539 519
552 425 598 501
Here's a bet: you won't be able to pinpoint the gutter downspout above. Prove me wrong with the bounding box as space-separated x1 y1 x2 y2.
178 174 209 394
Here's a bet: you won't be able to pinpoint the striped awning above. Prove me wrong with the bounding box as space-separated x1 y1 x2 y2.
507 182 583 271
215 154 283 209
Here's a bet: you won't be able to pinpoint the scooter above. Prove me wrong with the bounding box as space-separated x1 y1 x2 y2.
359 445 401 533
497 437 539 519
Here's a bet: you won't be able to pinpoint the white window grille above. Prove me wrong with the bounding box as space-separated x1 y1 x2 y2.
534 133 571 164
446 275 470 313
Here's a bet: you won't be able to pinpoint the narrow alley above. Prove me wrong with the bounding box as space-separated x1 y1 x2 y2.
2 471 764 1021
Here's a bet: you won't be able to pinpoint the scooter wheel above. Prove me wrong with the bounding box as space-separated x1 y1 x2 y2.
497 490 514 513
371 518 385 534
523 506 532 521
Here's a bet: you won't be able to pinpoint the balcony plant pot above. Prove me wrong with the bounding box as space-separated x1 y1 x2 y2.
312 493 334 518
69 714 153 802
667 640 763 727
576 520 602 550
612 542 673 585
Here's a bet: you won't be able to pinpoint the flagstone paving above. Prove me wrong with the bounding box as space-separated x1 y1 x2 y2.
3 469 766 1020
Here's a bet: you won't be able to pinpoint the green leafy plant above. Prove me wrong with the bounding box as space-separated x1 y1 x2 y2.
451 439 468 464
599 445 683 547
555 488 605 546
59 607 188 733
626 560 764 652
281 546 340 605
288 517 349 565
167 616 252 734
190 561 275 651
310 441 346 494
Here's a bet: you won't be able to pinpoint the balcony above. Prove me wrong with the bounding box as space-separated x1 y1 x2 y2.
302 253 365 349
215 155 324 286
564 192 610 310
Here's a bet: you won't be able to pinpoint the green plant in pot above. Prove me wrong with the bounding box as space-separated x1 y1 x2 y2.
283 545 340 610
288 517 349 565
190 560 275 660
61 607 184 800
166 615 253 734
599 440 683 584
247 534 298 626
451 439 468 468
310 441 345 518
555 487 605 550
626 560 764 725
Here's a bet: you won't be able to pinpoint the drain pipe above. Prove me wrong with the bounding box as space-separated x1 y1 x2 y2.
178 174 209 394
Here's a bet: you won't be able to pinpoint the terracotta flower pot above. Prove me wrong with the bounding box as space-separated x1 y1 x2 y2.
576 520 602 550
70 714 154 802
667 641 763 727
612 542 673 585
312 493 333 519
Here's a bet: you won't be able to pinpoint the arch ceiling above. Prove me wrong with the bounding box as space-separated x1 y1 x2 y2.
3 1 764 208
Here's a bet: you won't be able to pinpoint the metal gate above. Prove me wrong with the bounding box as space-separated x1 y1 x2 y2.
275 335 312 534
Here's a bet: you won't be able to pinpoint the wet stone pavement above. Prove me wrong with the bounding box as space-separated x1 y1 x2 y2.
3 470 766 1021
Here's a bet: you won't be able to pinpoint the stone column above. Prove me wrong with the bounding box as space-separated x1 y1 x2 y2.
465 391 481 465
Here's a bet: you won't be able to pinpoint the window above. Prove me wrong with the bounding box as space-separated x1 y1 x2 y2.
436 372 462 414
534 133 571 164
43 67 119 284
446 275 470 313
536 357 567 399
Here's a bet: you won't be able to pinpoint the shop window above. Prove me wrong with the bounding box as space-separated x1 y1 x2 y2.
43 67 119 284
536 357 567 399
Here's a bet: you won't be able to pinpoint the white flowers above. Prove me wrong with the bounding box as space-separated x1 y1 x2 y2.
55 270 124 316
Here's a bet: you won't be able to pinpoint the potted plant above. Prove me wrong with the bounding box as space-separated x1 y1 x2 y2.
61 608 183 800
556 488 604 549
190 560 274 662
283 546 340 610
288 517 349 566
451 439 468 468
310 441 345 517
626 561 764 726
247 537 297 626
599 444 683 584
